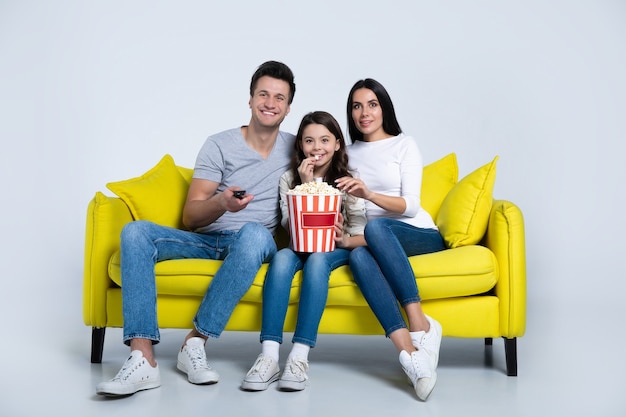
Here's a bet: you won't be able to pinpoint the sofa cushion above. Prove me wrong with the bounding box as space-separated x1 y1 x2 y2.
421 153 458 219
106 154 189 229
436 156 498 248
108 244 497 305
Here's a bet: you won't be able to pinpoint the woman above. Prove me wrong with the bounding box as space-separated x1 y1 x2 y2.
241 111 366 392
336 79 446 401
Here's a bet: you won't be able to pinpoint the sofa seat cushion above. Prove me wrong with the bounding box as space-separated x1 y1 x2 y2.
109 244 497 305
409 245 498 300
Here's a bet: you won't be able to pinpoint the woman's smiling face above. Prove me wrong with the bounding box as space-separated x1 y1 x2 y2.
351 87 386 141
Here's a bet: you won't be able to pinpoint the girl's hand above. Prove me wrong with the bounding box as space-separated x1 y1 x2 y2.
334 213 366 249
334 213 347 248
297 156 318 184
335 176 373 200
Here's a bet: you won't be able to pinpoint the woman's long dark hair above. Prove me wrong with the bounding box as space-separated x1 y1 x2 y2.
346 78 402 142
289 111 352 188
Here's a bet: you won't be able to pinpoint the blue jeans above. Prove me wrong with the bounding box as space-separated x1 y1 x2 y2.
260 247 350 347
349 217 445 337
120 220 277 344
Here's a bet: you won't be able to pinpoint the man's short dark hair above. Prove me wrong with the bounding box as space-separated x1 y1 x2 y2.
250 61 296 104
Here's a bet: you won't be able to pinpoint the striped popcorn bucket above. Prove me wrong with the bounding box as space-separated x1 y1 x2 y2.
287 193 343 252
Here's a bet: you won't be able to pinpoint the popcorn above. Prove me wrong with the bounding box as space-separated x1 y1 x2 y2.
287 181 342 195
286 181 343 252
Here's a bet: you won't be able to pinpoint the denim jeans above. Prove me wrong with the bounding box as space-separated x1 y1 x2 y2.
120 220 277 344
260 247 350 347
349 217 445 337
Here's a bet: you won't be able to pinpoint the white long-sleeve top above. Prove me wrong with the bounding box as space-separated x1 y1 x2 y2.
347 133 437 230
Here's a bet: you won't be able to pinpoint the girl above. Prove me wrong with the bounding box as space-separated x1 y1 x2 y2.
241 111 366 391
336 79 446 401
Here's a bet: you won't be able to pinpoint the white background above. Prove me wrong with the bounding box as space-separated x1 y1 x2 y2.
1 0 625 415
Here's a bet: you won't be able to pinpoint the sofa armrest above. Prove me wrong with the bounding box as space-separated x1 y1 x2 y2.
83 192 133 327
482 199 526 337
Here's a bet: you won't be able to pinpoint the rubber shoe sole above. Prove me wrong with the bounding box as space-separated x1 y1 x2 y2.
278 378 307 391
177 360 219 385
415 371 437 401
241 371 280 391
96 379 161 396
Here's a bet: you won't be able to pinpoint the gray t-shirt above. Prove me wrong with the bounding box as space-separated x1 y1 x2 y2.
193 127 295 235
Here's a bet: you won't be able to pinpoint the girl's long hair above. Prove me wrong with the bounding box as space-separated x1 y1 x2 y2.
289 111 352 188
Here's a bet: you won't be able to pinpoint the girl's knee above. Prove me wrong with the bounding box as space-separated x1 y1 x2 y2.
273 248 298 263
269 250 300 273
303 254 331 275
306 252 325 265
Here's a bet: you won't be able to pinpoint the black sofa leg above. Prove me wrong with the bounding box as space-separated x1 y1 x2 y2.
485 337 493 345
91 327 106 363
504 337 517 376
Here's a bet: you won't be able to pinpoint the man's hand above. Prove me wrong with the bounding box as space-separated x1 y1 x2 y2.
224 187 253 212
183 179 253 230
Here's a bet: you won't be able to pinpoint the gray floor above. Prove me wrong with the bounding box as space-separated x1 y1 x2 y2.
3 299 624 417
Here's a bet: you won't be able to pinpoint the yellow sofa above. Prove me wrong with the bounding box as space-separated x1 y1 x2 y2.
83 153 526 376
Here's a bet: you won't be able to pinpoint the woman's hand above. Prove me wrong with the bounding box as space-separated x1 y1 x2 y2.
335 176 373 201
337 175 407 215
297 156 318 184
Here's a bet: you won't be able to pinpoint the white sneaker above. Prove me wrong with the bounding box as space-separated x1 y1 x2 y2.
96 350 161 396
399 349 437 401
411 315 443 367
278 357 309 391
177 337 219 384
241 354 280 391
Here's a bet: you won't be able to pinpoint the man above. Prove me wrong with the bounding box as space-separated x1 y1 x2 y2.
97 61 296 396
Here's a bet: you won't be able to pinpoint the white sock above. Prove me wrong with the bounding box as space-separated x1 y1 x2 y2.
261 340 280 362
287 342 310 361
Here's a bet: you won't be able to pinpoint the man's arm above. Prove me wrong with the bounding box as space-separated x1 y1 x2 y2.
182 178 252 231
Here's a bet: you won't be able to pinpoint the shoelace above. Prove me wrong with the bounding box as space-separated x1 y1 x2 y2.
285 359 308 380
186 345 210 370
113 356 143 381
409 352 432 379
248 356 273 376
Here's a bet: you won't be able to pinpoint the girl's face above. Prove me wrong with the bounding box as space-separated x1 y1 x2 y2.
301 123 340 173
351 87 386 141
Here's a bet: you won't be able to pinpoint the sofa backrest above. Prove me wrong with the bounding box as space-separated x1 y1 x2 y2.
105 152 498 250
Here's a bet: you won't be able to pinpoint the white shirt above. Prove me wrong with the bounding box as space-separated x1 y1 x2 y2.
347 133 437 230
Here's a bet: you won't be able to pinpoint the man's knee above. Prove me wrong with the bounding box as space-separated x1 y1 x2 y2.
121 220 151 242
239 222 274 245
236 222 276 258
